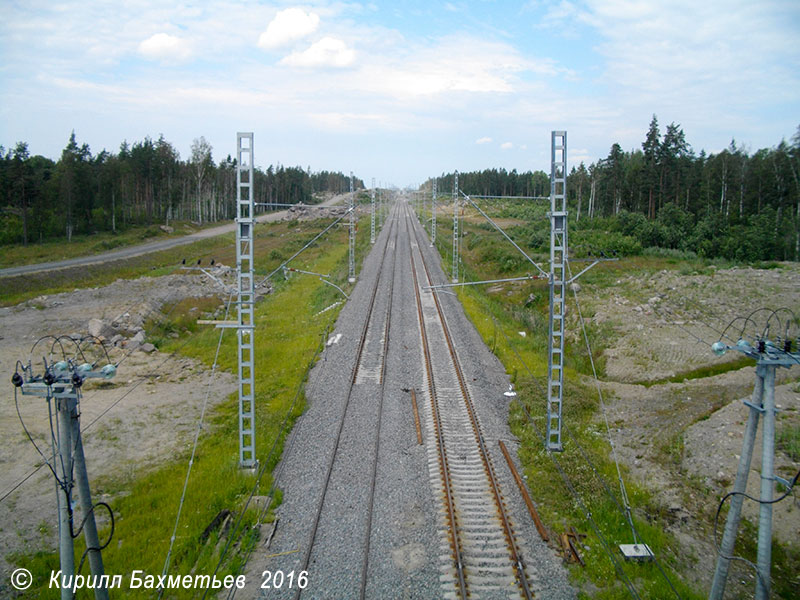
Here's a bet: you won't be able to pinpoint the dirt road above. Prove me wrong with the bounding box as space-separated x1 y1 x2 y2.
0 194 347 278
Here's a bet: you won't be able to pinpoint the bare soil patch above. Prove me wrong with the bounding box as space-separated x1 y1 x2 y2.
580 263 800 596
591 264 800 383
0 274 236 579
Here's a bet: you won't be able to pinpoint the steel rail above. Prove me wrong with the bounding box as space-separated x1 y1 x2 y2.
359 202 400 599
407 202 468 600
410 206 534 599
294 208 398 600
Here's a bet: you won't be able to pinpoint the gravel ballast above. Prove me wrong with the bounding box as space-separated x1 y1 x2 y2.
243 197 575 599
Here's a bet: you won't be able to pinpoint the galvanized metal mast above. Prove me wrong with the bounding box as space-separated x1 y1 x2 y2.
546 131 567 452
452 171 459 283
431 178 437 245
349 172 356 282
370 177 376 244
379 182 384 228
709 338 799 600
13 358 116 599
236 132 256 468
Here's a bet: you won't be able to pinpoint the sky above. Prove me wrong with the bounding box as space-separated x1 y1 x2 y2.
1 0 799 187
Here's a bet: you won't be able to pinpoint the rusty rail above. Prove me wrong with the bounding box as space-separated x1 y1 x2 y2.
409 203 532 599
409 208 468 599
410 389 423 445
499 440 549 542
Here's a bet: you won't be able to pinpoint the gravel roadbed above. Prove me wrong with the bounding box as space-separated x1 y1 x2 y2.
241 198 574 599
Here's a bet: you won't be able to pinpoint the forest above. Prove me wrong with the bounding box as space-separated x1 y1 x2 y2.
429 117 800 262
3 120 800 263
0 132 361 245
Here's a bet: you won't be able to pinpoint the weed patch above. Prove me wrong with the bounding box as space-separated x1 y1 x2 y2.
444 210 706 598
7 216 376 597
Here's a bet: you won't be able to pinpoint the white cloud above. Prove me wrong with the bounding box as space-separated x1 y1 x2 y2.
577 1 800 110
280 37 356 68
309 112 388 131
258 7 320 50
476 137 492 144
138 33 192 62
570 148 591 164
501 141 513 149
359 36 547 99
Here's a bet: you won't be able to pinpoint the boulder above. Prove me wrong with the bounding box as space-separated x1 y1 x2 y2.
88 318 115 339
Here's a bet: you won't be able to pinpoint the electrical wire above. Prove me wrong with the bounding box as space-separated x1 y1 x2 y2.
459 190 549 278
218 212 391 597
212 325 333 600
632 275 744 348
485 313 640 596
712 469 799 590
491 309 684 599
651 303 717 349
78 286 229 435
2 219 345 505
13 386 62 485
255 209 354 289
158 293 233 597
565 259 639 544
519 398 643 599
4 227 323 507
74 501 115 577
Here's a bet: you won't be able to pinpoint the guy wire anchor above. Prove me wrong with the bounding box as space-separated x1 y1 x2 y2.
619 543 655 562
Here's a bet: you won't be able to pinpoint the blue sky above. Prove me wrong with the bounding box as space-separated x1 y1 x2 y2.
1 1 799 186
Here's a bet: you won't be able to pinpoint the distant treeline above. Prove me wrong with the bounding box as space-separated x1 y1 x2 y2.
426 117 800 262
0 132 363 245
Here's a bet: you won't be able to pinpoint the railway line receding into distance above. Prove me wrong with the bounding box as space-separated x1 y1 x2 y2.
246 195 574 600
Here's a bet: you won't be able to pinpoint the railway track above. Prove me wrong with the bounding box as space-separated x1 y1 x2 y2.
260 197 550 599
406 201 535 599
293 202 401 599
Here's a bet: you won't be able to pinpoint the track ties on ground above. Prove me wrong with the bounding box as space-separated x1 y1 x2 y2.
406 201 534 599
294 206 400 600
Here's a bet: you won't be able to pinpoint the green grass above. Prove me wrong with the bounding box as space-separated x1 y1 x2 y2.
777 422 800 462
430 201 800 598
635 354 754 387
0 221 223 270
429 210 707 598
0 217 362 307
7 215 376 598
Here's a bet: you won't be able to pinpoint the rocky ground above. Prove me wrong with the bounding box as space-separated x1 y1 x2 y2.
580 263 800 596
0 273 237 581
1 250 798 598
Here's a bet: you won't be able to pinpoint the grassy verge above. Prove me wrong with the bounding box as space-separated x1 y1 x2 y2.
8 215 375 598
0 217 357 307
635 355 754 387
0 221 228 270
426 202 800 598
